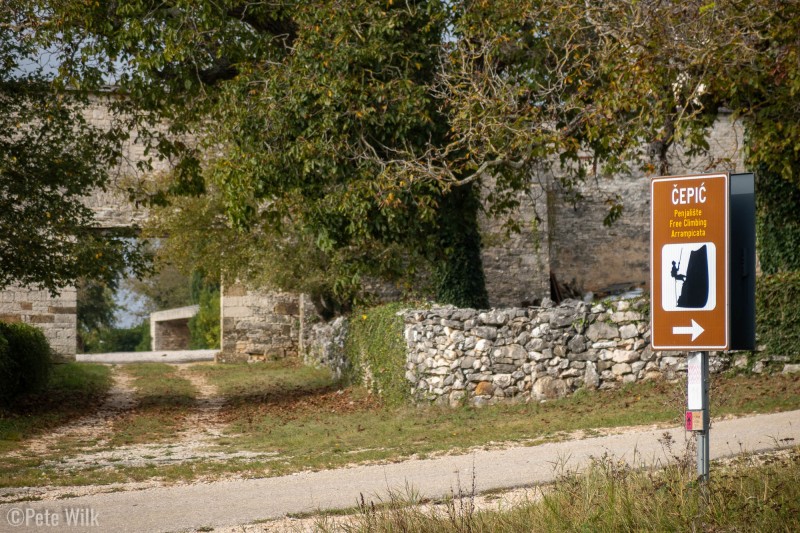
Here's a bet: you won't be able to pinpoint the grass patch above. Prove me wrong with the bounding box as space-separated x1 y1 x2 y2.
191 359 334 401
109 363 197 446
195 364 800 480
327 447 800 532
3 360 799 489
0 363 111 454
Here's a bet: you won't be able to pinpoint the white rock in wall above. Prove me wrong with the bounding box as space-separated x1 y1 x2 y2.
611 363 632 376
612 350 639 363
584 361 599 389
619 324 639 339
475 339 493 353
586 322 619 341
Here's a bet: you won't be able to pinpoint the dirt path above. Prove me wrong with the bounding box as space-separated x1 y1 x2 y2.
1 365 275 504
38 365 273 470
173 364 227 441
7 367 138 459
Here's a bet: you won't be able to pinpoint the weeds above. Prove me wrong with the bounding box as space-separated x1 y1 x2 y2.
324 446 800 532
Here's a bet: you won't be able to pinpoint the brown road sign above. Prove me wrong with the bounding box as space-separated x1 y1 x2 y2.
651 173 728 350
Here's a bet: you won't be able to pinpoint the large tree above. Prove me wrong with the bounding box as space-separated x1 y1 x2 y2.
45 0 492 311
40 0 800 308
0 1 148 294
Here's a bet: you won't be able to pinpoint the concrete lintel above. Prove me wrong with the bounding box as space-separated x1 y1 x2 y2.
151 305 200 322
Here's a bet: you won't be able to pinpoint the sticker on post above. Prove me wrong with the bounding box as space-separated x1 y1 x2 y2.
685 410 705 431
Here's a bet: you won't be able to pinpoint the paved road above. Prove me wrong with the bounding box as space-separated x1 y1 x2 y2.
76 350 218 365
2 410 798 532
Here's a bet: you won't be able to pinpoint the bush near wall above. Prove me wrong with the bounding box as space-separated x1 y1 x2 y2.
757 273 800 360
344 302 410 407
0 322 53 405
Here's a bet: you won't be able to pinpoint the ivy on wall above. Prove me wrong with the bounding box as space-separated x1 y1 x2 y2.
756 272 800 360
756 169 800 274
343 302 410 407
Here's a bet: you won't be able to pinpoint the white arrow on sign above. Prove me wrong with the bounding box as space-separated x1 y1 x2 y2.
673 320 705 341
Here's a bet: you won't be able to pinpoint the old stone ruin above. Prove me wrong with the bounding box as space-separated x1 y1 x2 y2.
1 95 748 368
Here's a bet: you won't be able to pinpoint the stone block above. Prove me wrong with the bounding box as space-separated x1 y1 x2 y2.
48 306 77 314
273 301 300 316
475 339 494 353
475 381 495 396
612 350 638 364
493 373 513 389
619 324 639 339
640 345 654 361
561 368 581 378
549 312 575 329
224 284 248 297
586 322 619 342
449 390 466 407
496 344 527 362
592 341 617 349
567 335 587 353
572 350 598 362
478 311 508 326
532 376 568 400
529 351 546 362
612 363 632 376
611 311 644 323
526 337 546 351
460 356 476 369
473 327 497 340
224 306 252 318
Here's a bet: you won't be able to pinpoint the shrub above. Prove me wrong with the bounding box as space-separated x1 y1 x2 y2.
81 321 151 353
0 322 53 405
189 286 220 349
344 302 410 406
756 272 800 360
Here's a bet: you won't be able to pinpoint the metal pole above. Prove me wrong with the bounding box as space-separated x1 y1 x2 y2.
696 350 709 482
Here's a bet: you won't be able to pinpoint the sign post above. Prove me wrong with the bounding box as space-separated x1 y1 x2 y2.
651 172 755 484
687 351 709 481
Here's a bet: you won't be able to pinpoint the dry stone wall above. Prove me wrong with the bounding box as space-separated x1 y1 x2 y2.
302 316 349 380
403 298 731 406
0 286 77 360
